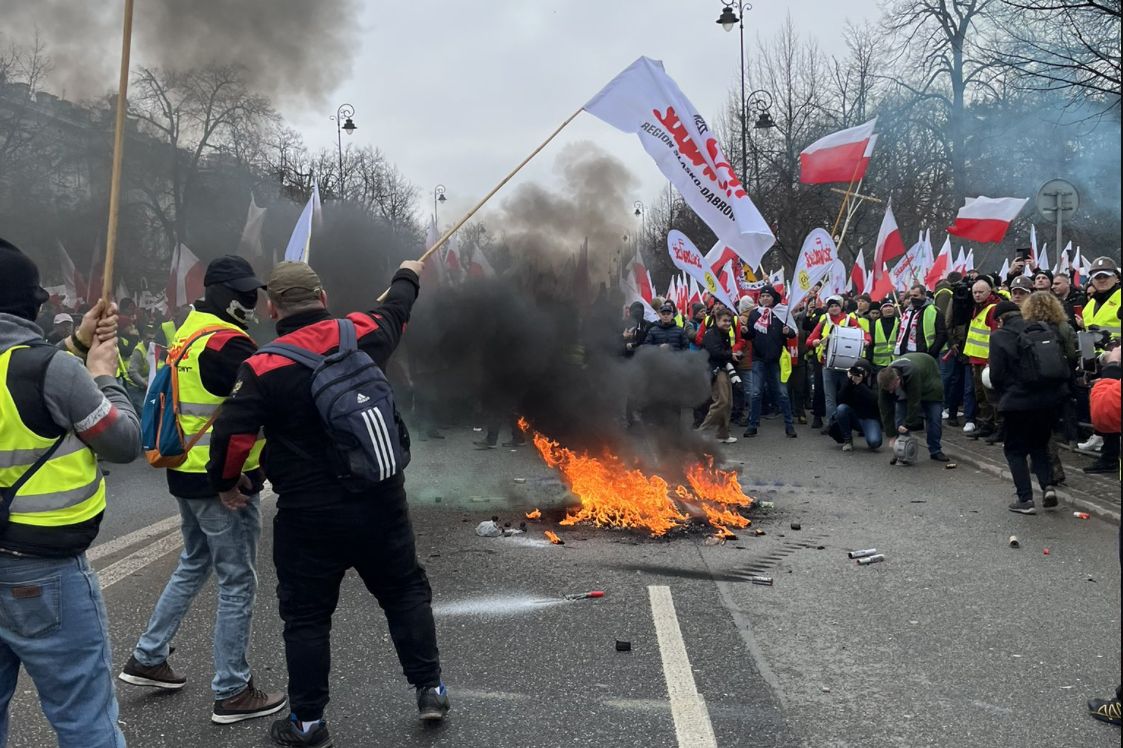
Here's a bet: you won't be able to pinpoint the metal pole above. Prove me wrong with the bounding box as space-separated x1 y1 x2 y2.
336 117 344 195
738 2 748 190
1055 192 1063 263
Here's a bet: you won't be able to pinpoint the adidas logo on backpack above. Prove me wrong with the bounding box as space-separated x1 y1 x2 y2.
357 393 370 404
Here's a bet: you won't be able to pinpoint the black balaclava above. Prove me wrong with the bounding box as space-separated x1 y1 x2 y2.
0 238 50 321
204 284 258 328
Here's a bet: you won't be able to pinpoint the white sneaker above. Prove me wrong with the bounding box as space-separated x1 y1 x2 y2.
841 441 853 452
963 422 977 434
720 436 738 444
942 409 950 420
1078 434 1104 452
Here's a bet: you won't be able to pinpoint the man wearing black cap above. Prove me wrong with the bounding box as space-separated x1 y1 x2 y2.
119 255 287 725
1 238 140 746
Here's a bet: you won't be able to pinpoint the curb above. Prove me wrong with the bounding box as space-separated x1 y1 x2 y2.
943 443 1121 525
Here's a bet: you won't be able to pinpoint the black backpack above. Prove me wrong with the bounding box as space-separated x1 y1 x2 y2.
1018 321 1069 385
257 318 410 490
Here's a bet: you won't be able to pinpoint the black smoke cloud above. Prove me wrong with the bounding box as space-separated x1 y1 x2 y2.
4 0 360 104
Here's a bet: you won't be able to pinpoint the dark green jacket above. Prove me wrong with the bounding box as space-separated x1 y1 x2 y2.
879 352 945 433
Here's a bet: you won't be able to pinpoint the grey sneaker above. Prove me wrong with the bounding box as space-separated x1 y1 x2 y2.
1042 486 1058 509
119 655 186 690
417 684 450 722
1008 500 1037 515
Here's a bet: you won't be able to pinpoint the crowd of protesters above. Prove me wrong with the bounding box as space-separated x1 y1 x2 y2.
618 251 1121 516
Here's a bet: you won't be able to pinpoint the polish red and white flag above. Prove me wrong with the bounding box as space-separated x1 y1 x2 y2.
946 196 1027 243
872 201 905 286
924 236 953 288
166 244 205 310
850 247 867 295
799 118 877 184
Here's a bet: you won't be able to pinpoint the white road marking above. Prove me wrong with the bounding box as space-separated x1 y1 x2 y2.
96 530 183 590
648 585 718 748
86 514 180 562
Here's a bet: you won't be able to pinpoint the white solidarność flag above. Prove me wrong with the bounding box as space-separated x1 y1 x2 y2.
238 193 267 259
166 244 205 310
782 228 838 328
667 230 736 311
284 179 322 263
586 57 775 270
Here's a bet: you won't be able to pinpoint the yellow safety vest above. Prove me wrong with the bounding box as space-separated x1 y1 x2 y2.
1084 288 1121 342
0 348 106 529
170 311 264 475
963 304 996 361
872 318 900 367
161 320 177 347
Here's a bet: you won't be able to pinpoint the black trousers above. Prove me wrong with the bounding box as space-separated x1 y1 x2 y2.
1002 409 1055 501
273 485 441 721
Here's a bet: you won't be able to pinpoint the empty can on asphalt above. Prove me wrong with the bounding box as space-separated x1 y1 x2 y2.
848 548 878 559
856 554 885 566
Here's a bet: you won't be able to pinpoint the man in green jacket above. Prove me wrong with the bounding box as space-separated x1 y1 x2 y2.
877 352 950 461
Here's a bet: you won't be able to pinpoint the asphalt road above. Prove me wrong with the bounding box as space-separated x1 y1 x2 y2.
6 418 1120 748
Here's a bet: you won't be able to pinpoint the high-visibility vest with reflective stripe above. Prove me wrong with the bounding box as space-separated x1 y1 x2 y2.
1084 288 1121 342
963 304 996 361
0 347 106 528
857 317 871 334
161 321 177 347
872 318 900 367
896 305 938 354
818 314 857 363
170 311 264 475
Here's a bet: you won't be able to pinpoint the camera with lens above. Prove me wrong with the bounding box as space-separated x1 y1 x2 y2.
725 362 742 387
950 279 975 327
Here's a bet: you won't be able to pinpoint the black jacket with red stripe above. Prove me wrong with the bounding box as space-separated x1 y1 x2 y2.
206 269 419 508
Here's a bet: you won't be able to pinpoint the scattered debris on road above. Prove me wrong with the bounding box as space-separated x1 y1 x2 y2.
1074 512 1090 519
564 590 604 601
753 528 766 536
513 478 527 484
848 548 878 559
1008 535 1020 548
615 640 632 652
475 520 503 538
748 575 773 586
1043 548 1050 555
758 501 775 509
856 554 885 566
945 463 957 469
790 522 802 531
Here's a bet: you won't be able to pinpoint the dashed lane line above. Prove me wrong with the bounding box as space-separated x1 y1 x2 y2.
86 514 180 562
648 585 719 748
96 529 183 590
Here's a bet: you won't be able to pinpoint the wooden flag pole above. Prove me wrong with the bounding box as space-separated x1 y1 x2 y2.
100 0 136 302
830 156 867 240
378 107 583 300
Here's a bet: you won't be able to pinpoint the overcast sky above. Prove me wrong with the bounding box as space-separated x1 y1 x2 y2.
283 0 883 227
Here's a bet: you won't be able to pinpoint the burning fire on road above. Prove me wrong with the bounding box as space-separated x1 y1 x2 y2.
519 419 753 538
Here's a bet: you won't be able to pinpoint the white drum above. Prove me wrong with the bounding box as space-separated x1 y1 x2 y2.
825 326 865 370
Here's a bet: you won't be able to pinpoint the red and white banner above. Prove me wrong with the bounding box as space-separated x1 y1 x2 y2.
946 196 1027 243
782 228 839 327
667 230 737 311
888 239 928 291
873 201 905 286
620 247 657 321
798 118 877 184
586 57 775 270
924 236 952 287
167 244 205 310
850 248 867 295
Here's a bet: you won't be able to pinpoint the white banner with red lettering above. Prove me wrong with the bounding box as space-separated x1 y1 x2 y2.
667 230 737 311
586 57 775 270
782 228 838 328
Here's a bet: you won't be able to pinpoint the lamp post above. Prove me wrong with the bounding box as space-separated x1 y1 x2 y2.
633 201 645 253
716 1 750 191
433 184 447 224
330 103 356 195
746 89 775 195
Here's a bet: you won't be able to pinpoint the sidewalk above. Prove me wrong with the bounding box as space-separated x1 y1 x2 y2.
942 428 1120 524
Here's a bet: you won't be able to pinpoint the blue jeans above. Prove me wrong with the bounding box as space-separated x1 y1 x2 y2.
0 553 125 747
895 400 944 455
938 355 960 414
835 404 883 449
749 359 794 428
822 367 848 421
134 495 261 699
962 362 977 421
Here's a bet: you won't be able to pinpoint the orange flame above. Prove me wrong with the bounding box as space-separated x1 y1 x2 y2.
527 427 753 537
544 530 564 545
525 508 542 520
